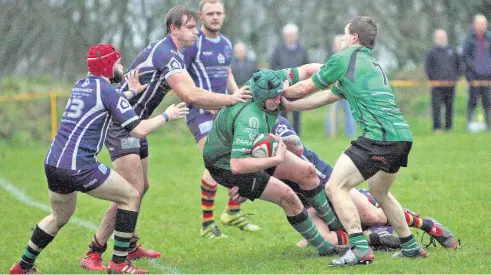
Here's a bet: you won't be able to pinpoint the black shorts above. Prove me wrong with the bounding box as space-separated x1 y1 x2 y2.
45 163 111 194
205 162 276 201
345 136 412 180
104 123 149 161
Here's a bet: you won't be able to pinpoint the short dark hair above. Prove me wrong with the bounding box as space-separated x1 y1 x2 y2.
348 16 377 49
165 6 198 33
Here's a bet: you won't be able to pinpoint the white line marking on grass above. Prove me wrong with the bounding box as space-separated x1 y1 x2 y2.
0 177 182 274
0 178 99 231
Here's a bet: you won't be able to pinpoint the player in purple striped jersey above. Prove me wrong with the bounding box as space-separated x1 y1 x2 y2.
10 44 188 275
183 0 259 239
81 6 251 270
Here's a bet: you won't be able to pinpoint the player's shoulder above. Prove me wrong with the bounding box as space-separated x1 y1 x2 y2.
219 33 233 48
154 37 183 60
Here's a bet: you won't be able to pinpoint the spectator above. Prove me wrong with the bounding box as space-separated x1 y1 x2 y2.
424 29 461 133
463 14 491 131
231 42 257 87
270 23 309 136
325 35 356 139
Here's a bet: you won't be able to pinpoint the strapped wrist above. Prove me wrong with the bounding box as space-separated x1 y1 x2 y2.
162 112 169 122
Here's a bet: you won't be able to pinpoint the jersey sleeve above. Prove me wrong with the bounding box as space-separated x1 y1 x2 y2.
101 84 140 132
231 116 258 159
152 45 187 80
311 55 343 89
330 81 346 98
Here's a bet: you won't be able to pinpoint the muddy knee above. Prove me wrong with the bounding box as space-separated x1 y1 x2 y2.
278 187 302 211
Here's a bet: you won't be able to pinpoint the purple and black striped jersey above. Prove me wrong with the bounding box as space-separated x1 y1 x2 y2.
117 35 187 119
46 75 140 170
183 30 233 121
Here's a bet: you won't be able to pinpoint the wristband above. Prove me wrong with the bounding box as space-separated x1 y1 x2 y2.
130 90 137 97
162 112 169 122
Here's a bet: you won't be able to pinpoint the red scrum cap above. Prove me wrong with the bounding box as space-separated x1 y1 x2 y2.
87 44 121 79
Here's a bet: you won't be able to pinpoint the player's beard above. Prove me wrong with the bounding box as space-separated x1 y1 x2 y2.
110 69 124 84
203 22 221 35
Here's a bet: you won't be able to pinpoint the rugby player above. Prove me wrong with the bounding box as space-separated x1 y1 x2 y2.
80 6 250 271
10 44 188 274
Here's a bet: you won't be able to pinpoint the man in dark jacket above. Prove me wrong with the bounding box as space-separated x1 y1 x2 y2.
462 14 491 131
270 23 309 136
231 42 257 87
424 29 461 132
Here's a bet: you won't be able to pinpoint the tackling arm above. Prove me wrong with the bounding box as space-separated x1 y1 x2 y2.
283 78 319 99
282 89 341 112
168 71 235 109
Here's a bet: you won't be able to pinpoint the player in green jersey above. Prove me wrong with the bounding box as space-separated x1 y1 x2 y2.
282 16 427 266
203 67 346 257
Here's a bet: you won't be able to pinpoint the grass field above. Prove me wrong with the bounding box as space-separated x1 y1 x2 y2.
1 94 491 273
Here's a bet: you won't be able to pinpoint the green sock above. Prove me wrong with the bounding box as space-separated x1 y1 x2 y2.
287 209 333 254
349 233 369 252
400 235 419 255
302 185 342 229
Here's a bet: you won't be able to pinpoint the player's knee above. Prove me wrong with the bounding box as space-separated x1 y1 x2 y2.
305 164 318 183
278 187 301 211
121 188 141 210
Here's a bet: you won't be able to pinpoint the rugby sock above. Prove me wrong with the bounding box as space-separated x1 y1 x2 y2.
88 235 107 253
201 179 216 228
301 185 342 229
335 230 349 245
400 234 419 256
287 209 334 254
112 209 138 264
128 234 139 253
349 233 370 252
19 225 54 270
226 199 241 214
404 209 434 232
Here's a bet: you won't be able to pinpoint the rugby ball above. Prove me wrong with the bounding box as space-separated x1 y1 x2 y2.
251 133 279 158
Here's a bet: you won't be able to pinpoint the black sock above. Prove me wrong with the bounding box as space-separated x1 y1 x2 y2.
19 225 55 269
112 209 138 264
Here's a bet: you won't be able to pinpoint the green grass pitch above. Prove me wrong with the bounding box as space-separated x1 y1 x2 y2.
1 105 490 274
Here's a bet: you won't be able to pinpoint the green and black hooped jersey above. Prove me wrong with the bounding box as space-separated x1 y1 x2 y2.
312 46 413 142
203 68 300 170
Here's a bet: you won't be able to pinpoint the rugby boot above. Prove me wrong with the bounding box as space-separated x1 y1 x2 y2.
200 222 227 239
107 260 148 274
220 211 260 231
10 263 41 274
426 218 458 249
328 246 374 266
80 251 107 271
369 229 401 250
392 245 428 258
127 244 161 260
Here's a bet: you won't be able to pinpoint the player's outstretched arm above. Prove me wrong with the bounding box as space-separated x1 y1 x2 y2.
283 78 319 99
130 102 189 138
296 63 323 81
281 90 341 112
230 139 287 174
167 71 250 108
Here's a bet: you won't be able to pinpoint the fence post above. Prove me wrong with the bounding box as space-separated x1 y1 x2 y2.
50 91 57 140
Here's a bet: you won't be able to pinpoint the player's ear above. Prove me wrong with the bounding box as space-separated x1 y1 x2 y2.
198 11 204 20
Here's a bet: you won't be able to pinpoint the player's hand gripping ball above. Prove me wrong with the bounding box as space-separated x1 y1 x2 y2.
251 133 279 158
